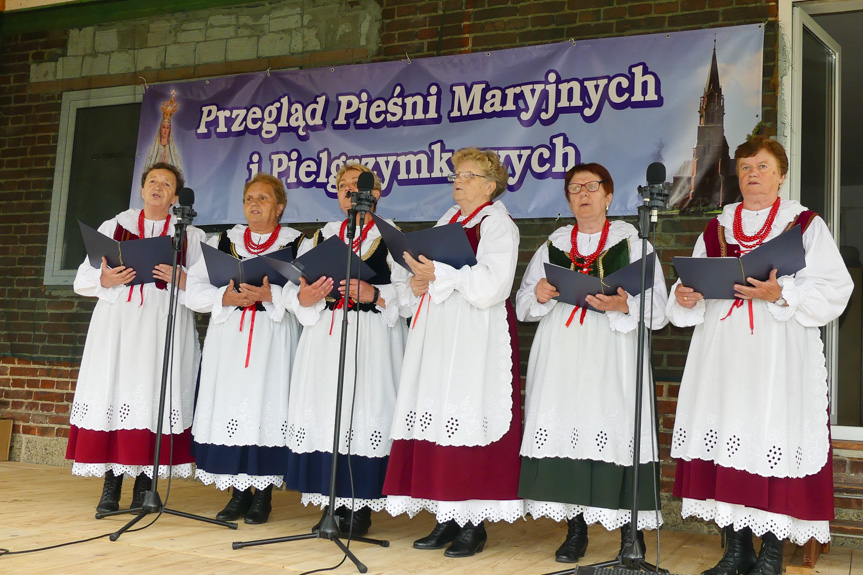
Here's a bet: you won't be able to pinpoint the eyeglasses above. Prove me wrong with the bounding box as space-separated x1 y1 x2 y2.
447 172 489 182
566 180 606 194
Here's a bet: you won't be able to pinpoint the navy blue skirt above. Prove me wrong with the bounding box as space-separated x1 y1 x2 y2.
193 441 289 477
284 450 389 500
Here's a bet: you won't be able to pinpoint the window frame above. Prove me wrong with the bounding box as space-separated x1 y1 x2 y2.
44 85 143 286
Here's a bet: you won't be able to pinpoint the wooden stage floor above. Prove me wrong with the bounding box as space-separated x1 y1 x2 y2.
0 462 859 575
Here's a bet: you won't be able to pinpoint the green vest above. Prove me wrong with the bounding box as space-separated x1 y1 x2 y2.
547 235 631 278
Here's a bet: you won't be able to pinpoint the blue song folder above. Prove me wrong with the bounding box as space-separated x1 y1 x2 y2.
544 254 657 312
261 235 375 299
79 220 173 286
672 224 806 300
370 212 478 271
200 242 293 288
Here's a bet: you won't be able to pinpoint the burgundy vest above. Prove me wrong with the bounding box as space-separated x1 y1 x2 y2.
703 210 817 258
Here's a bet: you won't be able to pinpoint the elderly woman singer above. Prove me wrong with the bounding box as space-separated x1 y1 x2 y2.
186 173 305 525
67 162 205 514
516 162 668 563
669 136 852 575
384 147 523 558
283 163 409 536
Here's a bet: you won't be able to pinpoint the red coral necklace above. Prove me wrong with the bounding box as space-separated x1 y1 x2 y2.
138 210 170 239
244 226 281 255
569 220 611 274
732 198 780 251
449 202 492 227
339 218 375 253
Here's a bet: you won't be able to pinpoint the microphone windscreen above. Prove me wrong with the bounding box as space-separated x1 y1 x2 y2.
178 187 195 206
357 171 375 192
646 162 666 185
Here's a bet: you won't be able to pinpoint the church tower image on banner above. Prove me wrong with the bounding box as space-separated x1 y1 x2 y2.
668 41 742 210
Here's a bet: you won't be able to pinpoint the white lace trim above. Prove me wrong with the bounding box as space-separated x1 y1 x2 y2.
524 500 662 531
194 470 283 491
302 492 387 512
680 498 830 545
385 496 524 527
72 462 193 479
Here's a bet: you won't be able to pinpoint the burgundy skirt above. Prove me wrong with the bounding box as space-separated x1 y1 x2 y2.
383 300 522 502
674 453 834 521
66 425 194 468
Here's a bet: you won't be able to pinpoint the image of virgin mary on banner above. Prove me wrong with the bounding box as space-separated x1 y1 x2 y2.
143 90 184 174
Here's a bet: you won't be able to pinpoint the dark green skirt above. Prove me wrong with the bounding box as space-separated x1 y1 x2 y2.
518 457 660 511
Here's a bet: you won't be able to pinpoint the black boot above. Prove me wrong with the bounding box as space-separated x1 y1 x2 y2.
617 522 646 561
130 473 152 509
215 487 253 521
748 532 784 575
96 472 124 513
244 485 273 524
444 521 487 558
413 519 461 550
555 514 589 563
701 526 757 575
340 506 372 537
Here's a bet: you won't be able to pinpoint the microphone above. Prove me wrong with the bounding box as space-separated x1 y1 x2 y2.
173 187 197 224
350 171 378 213
637 163 670 225
646 162 666 186
638 163 670 207
357 171 375 193
178 187 195 206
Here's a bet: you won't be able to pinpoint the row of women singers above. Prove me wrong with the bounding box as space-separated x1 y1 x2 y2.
669 136 853 575
382 148 524 557
515 163 668 563
67 162 206 513
283 164 410 535
185 173 305 524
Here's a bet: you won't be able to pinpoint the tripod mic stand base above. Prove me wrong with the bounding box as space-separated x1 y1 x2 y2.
544 561 670 575
233 525 390 574
95 488 238 541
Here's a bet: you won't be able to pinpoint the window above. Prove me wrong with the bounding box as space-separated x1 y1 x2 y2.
44 85 142 285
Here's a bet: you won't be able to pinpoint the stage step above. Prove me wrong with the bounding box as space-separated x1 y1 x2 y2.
831 519 863 538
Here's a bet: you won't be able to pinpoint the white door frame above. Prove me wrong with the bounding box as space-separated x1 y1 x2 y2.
779 0 855 437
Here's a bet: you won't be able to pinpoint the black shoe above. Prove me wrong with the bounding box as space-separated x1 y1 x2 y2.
215 487 253 521
748 532 784 575
617 522 646 561
130 473 152 509
340 506 372 537
96 472 124 514
555 514 589 563
244 485 273 524
413 520 461 550
444 522 487 558
701 526 757 575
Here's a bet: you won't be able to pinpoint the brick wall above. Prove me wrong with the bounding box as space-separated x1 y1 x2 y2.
0 0 771 491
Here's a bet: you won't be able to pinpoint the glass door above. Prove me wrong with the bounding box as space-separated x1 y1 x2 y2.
792 7 852 430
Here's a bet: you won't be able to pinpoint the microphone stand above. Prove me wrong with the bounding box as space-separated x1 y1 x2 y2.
232 189 388 574
545 182 669 575
97 200 238 539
